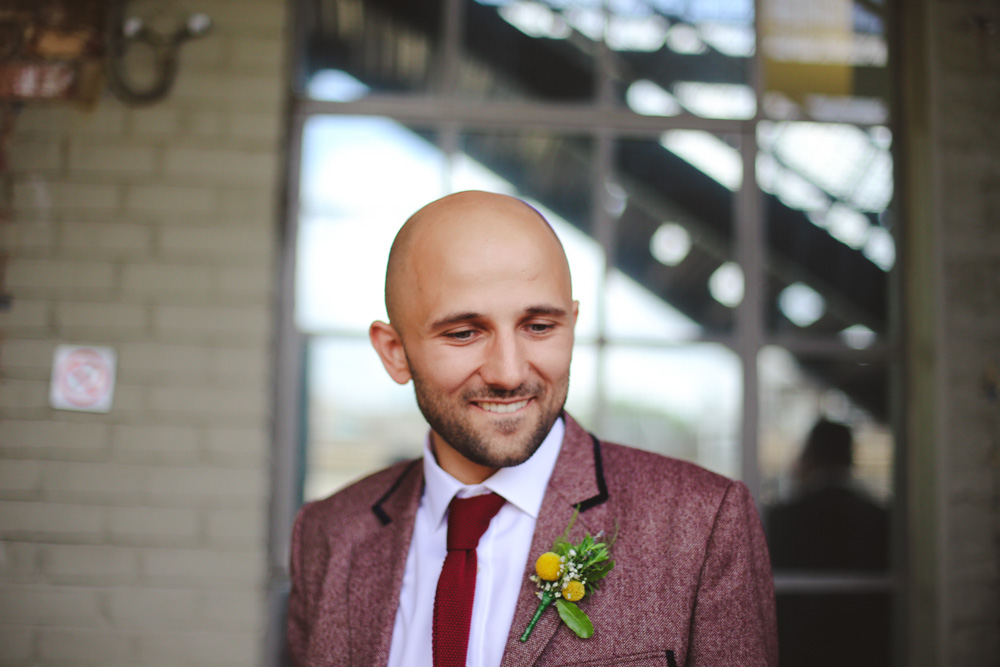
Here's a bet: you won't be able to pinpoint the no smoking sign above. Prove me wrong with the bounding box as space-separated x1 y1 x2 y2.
50 345 117 413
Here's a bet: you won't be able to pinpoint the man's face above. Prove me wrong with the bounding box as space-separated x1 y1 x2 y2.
375 196 577 477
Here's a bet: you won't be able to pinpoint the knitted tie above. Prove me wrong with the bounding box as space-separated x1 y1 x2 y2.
432 492 506 667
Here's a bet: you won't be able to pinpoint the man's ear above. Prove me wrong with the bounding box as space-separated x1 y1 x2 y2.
369 320 412 385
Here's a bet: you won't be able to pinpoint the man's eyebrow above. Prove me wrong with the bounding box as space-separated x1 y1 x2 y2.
523 305 568 317
429 306 568 330
429 312 483 330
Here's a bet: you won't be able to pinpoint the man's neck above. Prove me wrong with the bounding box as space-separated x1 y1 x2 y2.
429 433 497 485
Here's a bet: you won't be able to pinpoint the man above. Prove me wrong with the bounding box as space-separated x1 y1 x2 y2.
287 191 777 666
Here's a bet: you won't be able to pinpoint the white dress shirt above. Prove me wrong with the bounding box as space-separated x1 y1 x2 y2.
386 418 565 667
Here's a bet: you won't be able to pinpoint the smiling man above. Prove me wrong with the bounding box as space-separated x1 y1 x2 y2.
287 191 778 667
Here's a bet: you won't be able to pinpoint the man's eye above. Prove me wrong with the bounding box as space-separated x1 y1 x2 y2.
527 323 555 334
446 330 475 340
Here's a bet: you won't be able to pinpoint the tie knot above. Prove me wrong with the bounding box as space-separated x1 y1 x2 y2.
446 493 506 551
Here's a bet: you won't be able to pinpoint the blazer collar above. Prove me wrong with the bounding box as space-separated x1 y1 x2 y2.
501 412 613 667
349 413 611 667
348 459 423 666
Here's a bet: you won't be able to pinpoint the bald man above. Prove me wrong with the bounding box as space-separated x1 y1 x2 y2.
287 191 778 667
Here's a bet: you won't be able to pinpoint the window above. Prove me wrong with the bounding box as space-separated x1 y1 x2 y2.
274 2 897 664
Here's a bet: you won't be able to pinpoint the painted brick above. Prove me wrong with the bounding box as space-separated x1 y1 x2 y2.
172 71 283 109
125 184 216 213
55 301 148 330
205 508 264 549
159 226 273 261
8 139 62 171
41 461 146 504
229 112 282 143
42 544 140 581
201 0 287 32
232 36 286 70
68 143 159 175
0 541 41 582
0 420 111 457
216 266 273 299
205 426 268 465
60 221 154 255
210 346 270 383
117 342 212 379
0 378 50 410
1 339 55 369
148 385 268 421
0 459 42 496
201 590 265 631
163 146 278 186
111 423 201 464
0 583 103 626
136 629 258 665
152 304 269 338
0 502 103 540
107 587 199 630
0 299 50 330
38 627 135 662
108 506 199 546
121 262 214 295
0 218 57 252
141 548 263 583
144 465 265 506
0 625 35 662
5 259 115 291
130 107 181 138
10 107 73 136
12 180 120 211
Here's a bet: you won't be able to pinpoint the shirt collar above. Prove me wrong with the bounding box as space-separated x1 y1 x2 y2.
421 417 565 529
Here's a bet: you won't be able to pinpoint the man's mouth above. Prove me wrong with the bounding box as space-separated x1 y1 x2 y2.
475 399 530 414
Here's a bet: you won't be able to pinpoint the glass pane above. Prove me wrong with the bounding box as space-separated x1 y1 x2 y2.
760 0 889 124
304 337 426 502
758 345 892 571
612 134 738 338
617 0 755 118
461 0 597 102
777 592 891 667
297 116 446 332
758 122 893 339
601 344 742 479
302 0 443 98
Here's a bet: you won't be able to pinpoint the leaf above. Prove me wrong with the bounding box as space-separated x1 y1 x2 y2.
555 599 594 639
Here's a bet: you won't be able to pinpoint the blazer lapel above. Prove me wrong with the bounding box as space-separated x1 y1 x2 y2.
501 415 613 667
347 460 423 667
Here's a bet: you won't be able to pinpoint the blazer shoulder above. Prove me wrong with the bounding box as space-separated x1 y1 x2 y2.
294 458 421 535
599 440 739 508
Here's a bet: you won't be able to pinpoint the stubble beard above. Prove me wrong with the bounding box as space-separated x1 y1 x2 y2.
410 370 570 469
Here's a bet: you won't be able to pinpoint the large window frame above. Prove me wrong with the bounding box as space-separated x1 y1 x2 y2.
266 1 903 664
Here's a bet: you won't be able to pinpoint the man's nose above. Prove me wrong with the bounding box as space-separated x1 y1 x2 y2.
480 332 528 390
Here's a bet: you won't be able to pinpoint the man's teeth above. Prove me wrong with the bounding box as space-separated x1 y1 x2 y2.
478 399 529 414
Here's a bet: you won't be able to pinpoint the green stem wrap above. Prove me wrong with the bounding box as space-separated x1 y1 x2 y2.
519 591 554 642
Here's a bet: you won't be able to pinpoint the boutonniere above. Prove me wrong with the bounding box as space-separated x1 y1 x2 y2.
519 511 615 642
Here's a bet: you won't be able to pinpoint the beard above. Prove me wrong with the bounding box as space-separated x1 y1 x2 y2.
410 369 569 470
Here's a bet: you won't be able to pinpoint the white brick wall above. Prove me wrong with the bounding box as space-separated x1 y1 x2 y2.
926 0 1000 664
0 0 286 663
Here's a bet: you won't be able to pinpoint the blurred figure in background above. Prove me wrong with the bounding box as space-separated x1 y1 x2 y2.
767 418 890 667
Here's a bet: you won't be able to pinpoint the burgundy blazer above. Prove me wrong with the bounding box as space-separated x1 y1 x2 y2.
288 414 778 666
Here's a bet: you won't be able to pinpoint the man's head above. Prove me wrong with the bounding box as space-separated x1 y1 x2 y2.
369 191 578 484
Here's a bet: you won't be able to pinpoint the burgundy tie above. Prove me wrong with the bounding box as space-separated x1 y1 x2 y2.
432 492 506 667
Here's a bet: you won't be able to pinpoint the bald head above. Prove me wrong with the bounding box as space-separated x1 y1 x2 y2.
384 191 572 330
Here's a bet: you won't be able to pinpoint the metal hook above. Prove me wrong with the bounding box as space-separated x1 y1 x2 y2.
107 0 212 105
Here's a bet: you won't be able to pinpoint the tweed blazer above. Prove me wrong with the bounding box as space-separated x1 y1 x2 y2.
287 414 778 666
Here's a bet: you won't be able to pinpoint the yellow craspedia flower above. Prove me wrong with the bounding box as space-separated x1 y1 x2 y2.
562 580 585 602
535 552 562 581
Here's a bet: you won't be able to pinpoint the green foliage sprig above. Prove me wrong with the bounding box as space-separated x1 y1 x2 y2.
519 510 616 642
